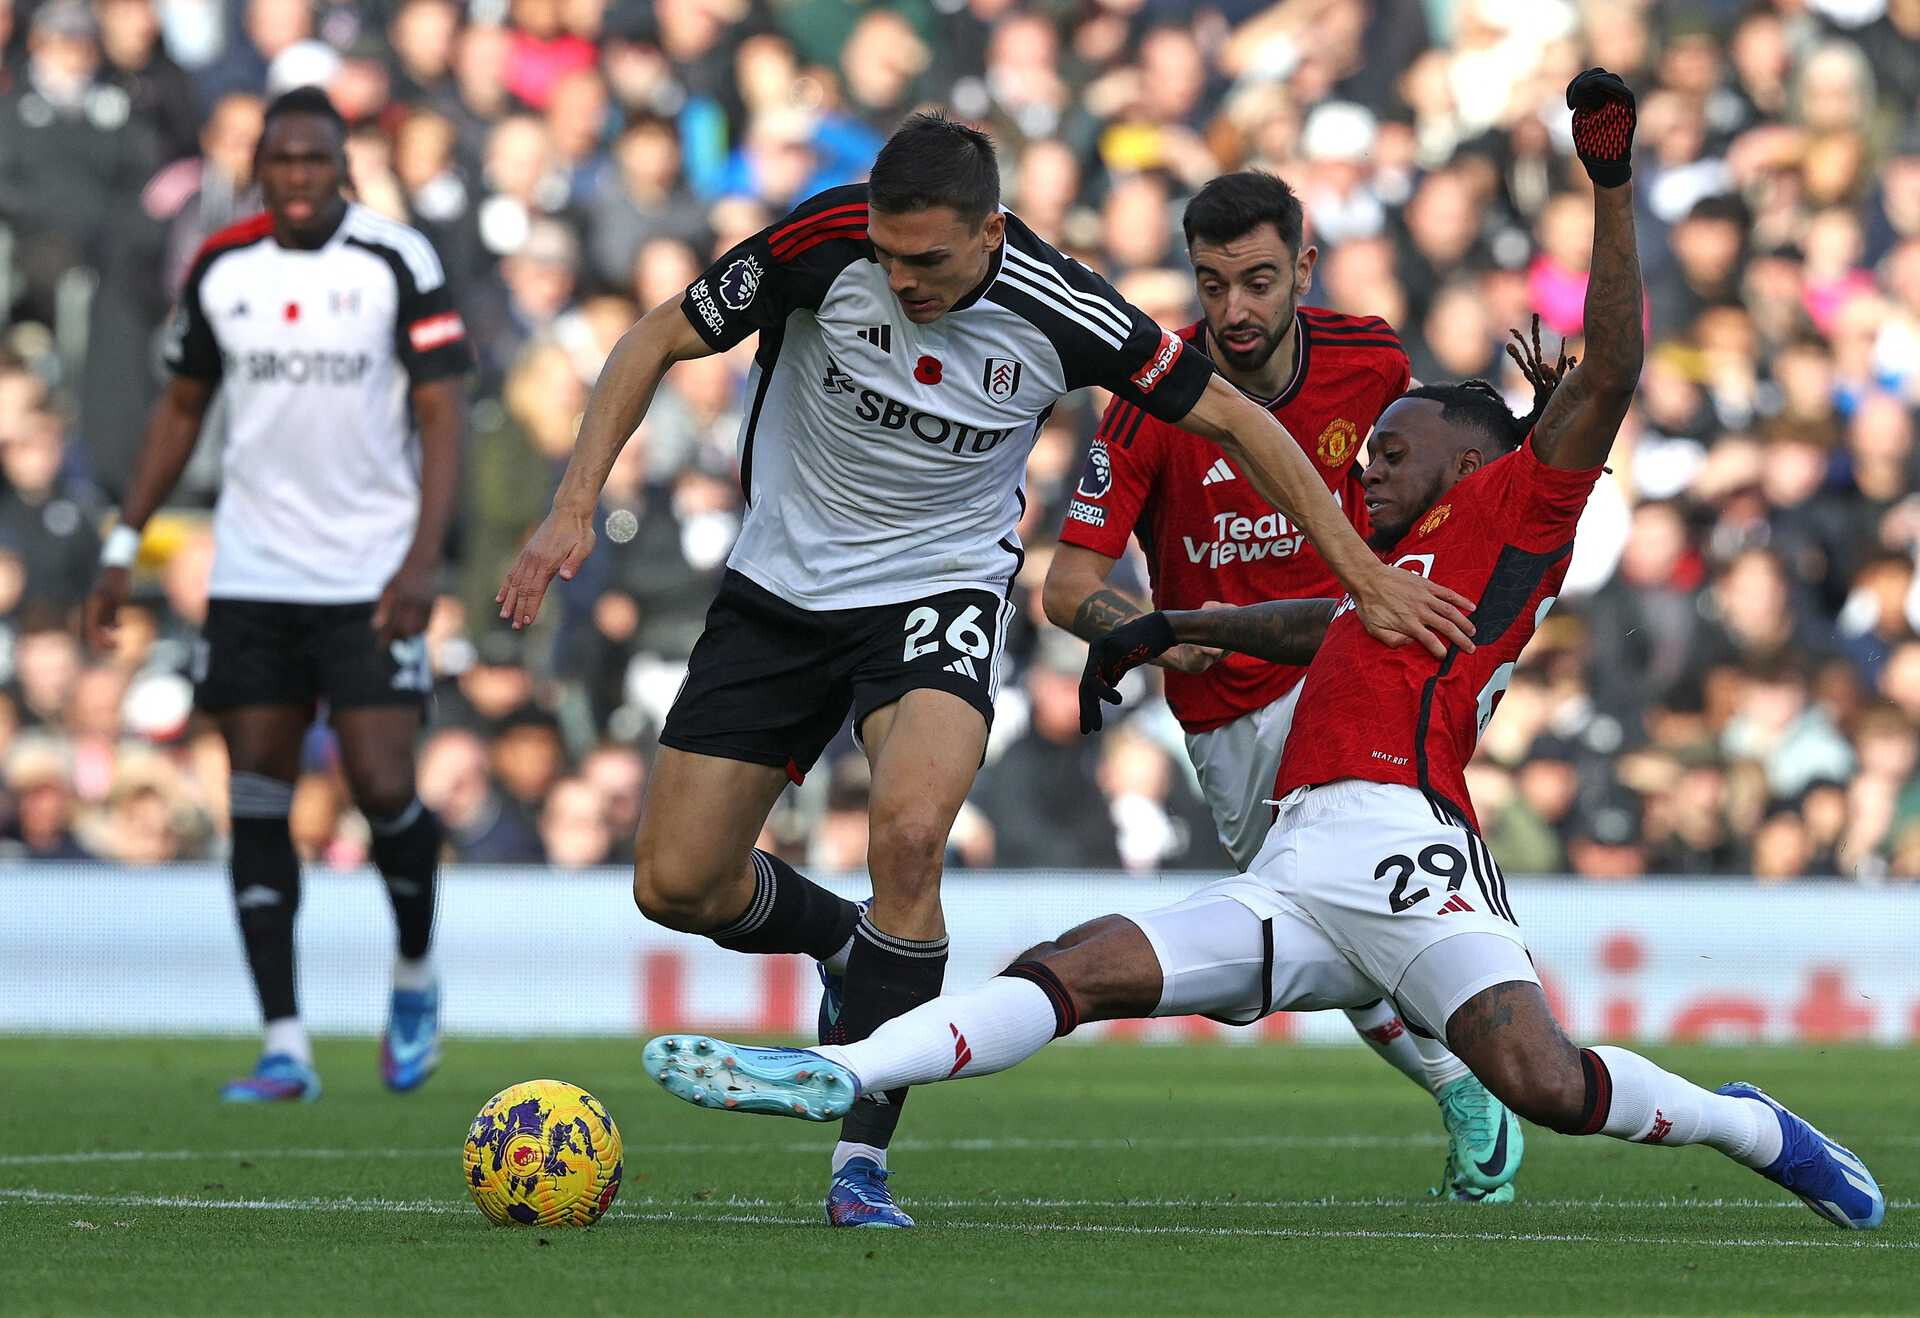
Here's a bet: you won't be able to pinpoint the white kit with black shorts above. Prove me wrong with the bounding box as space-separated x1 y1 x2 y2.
659 184 1217 777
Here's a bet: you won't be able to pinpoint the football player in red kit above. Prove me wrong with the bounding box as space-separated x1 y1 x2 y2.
1042 171 1514 1199
640 71 1885 1233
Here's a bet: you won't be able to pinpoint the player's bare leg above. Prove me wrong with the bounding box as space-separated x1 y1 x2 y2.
630 747 792 931
1445 975 1884 1230
334 703 445 1091
217 703 318 1101
818 689 988 1226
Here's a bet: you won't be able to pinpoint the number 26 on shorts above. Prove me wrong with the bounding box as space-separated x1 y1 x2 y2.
902 603 990 663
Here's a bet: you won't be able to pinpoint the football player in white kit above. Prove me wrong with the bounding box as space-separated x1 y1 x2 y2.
86 88 471 1102
497 113 1475 1227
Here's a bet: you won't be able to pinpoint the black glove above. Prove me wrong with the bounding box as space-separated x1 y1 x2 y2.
1567 67 1636 188
1079 612 1176 734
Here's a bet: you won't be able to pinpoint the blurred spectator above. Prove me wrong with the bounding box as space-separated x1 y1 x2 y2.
539 774 614 867
1 735 94 859
417 727 542 863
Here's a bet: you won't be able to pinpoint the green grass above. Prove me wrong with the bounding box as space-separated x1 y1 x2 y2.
0 1038 1911 1315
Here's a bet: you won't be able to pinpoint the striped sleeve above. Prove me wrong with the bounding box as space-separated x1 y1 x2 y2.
987 228 1213 423
681 185 871 351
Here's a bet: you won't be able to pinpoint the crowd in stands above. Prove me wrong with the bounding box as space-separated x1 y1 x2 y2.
3 0 1920 881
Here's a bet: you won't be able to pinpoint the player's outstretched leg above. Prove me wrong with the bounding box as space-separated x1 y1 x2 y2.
1344 999 1522 1202
1444 966 1884 1231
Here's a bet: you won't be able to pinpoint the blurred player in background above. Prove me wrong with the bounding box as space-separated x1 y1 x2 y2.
641 70 1885 1235
85 88 472 1102
1043 170 1520 1201
498 113 1474 1227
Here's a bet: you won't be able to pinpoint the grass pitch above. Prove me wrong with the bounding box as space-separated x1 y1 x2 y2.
0 1037 1911 1315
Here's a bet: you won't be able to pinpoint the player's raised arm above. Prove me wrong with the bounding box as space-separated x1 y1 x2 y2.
495 296 713 628
1177 377 1475 659
1528 68 1643 474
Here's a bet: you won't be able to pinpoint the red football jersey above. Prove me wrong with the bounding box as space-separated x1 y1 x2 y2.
1276 437 1605 829
1059 309 1410 732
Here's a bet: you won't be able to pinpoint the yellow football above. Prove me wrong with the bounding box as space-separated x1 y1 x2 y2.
463 1079 623 1227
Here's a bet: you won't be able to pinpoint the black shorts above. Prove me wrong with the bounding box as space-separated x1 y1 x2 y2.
659 571 1015 780
192 599 433 713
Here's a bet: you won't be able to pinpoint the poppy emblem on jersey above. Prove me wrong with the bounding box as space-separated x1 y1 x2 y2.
915 355 943 385
1417 504 1452 537
982 356 1023 403
283 302 300 323
718 255 763 310
1316 417 1359 467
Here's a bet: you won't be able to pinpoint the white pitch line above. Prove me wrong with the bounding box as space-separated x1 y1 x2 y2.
3 1189 1913 1251
0 1133 1449 1168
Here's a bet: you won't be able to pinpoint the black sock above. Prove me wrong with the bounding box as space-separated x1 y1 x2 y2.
710 849 859 960
369 798 441 961
836 915 949 1148
229 772 301 1022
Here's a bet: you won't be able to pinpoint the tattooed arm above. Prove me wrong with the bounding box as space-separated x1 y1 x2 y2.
1042 543 1221 673
1161 599 1338 667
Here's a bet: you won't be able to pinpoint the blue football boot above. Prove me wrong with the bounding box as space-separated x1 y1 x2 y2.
380 982 441 1092
1717 1082 1884 1229
642 1035 858 1121
826 1156 915 1229
219 1052 321 1103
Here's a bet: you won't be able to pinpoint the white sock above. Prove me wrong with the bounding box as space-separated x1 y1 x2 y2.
1416 1035 1471 1092
815 976 1059 1094
831 1141 887 1174
393 955 436 992
1346 1001 1467 1094
822 931 855 976
263 1016 312 1067
1588 1045 1783 1169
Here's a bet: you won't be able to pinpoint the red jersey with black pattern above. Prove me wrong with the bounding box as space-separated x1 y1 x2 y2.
1276 437 1606 827
1058 308 1410 732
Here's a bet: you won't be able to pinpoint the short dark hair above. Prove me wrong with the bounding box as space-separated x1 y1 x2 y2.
262 86 347 139
1182 171 1305 252
869 113 1000 225
1401 381 1532 455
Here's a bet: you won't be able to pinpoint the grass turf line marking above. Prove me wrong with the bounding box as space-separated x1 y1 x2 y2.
5 1187 1915 1248
0 1133 1450 1167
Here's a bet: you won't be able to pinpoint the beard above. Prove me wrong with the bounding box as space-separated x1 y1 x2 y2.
1208 297 1296 375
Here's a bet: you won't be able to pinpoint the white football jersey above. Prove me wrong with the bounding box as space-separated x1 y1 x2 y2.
164 204 471 603
680 186 1214 609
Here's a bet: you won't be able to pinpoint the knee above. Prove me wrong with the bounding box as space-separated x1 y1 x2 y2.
355 782 418 825
630 842 734 932
866 804 950 899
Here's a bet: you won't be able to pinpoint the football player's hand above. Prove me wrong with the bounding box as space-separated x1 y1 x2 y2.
374 561 436 645
84 567 131 657
1567 67 1636 187
1352 562 1476 660
1080 612 1176 734
497 506 595 630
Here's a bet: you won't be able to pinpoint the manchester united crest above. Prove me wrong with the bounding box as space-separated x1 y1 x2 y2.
1315 418 1359 467
1417 504 1452 537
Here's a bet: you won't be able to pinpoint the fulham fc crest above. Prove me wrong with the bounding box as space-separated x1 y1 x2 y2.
982 357 1023 404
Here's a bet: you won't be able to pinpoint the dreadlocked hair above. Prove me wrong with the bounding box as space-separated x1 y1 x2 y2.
1403 315 1574 455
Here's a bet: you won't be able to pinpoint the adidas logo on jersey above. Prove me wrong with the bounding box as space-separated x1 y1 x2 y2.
857 324 892 352
1201 458 1236 486
1437 894 1475 915
943 656 980 680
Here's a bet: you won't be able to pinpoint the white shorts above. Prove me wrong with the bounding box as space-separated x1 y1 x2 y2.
1184 682 1303 870
1246 778 1538 1037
